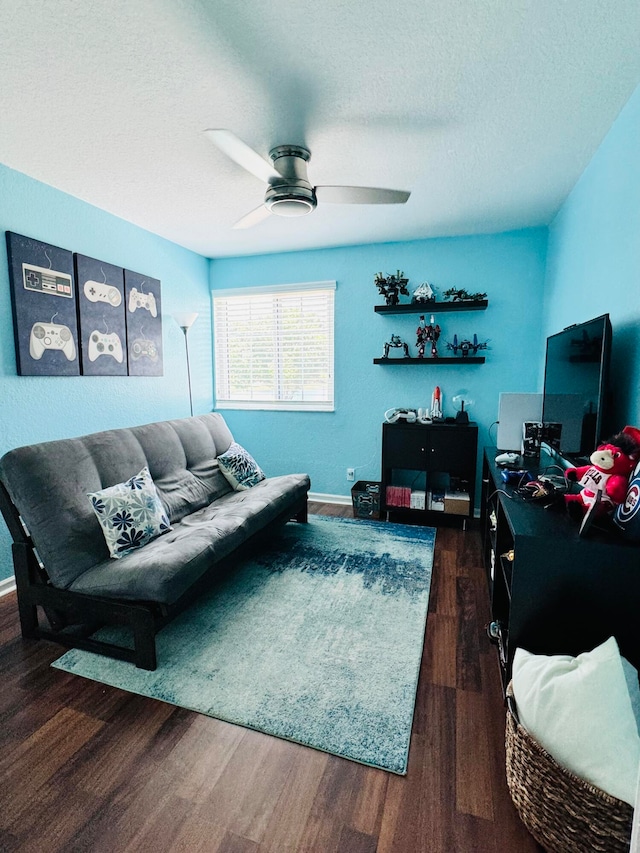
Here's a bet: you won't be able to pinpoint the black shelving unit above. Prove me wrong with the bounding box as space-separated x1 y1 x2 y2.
481 447 640 694
374 356 485 365
382 421 478 528
374 298 489 363
374 300 488 315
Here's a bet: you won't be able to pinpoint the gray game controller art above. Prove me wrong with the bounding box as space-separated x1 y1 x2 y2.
29 322 76 361
88 330 124 363
128 288 157 318
83 280 122 307
131 338 158 361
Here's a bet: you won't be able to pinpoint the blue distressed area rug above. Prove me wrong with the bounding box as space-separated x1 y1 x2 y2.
52 516 435 774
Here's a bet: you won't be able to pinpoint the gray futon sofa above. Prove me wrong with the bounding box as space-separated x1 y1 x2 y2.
0 413 309 669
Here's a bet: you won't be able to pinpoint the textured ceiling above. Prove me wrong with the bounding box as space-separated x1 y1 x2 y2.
1 0 639 258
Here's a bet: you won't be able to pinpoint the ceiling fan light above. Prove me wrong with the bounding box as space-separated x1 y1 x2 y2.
269 197 314 217
265 182 317 217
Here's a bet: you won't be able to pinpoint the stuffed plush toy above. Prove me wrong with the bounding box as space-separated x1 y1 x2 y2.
564 426 640 519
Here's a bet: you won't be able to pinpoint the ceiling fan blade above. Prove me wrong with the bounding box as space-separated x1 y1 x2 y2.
204 129 279 183
315 186 410 205
232 204 272 230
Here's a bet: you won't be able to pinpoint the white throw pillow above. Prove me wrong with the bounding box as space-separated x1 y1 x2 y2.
217 442 266 490
88 467 172 559
512 637 640 805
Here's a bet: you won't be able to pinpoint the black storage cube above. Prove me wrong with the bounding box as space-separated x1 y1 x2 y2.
351 481 382 519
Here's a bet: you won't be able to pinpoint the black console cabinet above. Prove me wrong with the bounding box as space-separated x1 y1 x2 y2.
482 447 640 693
382 422 477 526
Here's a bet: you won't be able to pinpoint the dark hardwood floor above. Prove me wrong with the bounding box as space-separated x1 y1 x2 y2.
0 503 542 852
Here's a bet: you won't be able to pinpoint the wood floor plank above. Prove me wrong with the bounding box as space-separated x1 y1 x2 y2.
0 707 105 830
229 738 301 844
167 815 229 853
3 779 103 853
421 611 457 689
349 765 389 837
428 545 457 617
336 824 378 853
216 832 261 853
169 715 247 804
67 697 178 798
296 756 362 852
378 685 458 852
200 728 299 843
0 512 545 853
455 688 495 820
375 771 406 853
260 747 329 852
456 575 483 692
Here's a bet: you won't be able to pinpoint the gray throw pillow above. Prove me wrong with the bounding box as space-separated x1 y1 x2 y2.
217 441 266 490
88 467 171 558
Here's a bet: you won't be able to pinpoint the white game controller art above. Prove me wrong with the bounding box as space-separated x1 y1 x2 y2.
131 338 158 361
83 280 122 307
29 322 76 361
128 288 157 318
88 331 124 363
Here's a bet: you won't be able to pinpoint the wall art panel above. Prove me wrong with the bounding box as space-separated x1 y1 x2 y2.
75 254 128 376
5 231 80 376
124 269 163 376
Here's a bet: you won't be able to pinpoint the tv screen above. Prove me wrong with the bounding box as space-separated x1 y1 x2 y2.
542 314 612 459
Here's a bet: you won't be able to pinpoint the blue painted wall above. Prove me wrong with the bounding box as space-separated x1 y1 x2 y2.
2 77 638 585
210 230 548 499
544 82 640 433
0 163 213 580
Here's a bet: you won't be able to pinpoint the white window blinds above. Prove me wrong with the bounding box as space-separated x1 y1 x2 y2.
213 281 335 411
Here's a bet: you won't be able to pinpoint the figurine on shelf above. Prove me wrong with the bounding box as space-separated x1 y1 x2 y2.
415 315 441 358
430 386 443 420
411 282 436 304
375 270 410 306
442 288 487 302
446 334 489 357
383 334 410 358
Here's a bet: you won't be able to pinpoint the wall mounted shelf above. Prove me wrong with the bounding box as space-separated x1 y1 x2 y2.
374 300 488 315
373 357 485 365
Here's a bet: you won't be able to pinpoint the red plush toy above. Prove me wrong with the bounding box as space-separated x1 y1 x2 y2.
564 425 640 519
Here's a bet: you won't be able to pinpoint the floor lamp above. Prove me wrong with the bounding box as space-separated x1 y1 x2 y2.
172 312 198 416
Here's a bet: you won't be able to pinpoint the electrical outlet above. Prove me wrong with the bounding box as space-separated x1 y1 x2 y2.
346 467 355 481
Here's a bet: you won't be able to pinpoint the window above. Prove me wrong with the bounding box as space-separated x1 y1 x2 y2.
213 281 335 411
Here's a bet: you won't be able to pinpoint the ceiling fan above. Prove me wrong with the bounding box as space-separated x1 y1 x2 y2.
204 129 411 229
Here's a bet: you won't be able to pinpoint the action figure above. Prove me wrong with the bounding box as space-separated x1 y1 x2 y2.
375 271 410 306
416 316 441 358
383 334 410 358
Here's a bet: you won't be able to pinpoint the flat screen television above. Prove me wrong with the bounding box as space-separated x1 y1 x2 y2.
542 313 612 461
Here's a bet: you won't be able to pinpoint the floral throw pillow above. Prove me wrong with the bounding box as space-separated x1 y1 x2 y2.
88 467 172 559
217 442 266 490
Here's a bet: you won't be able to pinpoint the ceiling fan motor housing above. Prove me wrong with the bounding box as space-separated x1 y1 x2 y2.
265 145 317 216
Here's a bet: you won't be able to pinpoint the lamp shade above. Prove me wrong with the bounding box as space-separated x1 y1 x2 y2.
173 312 198 330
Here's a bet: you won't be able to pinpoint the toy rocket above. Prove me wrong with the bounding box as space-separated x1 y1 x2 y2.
431 386 442 420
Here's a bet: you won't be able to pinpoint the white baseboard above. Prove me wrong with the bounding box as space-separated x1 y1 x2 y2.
0 576 16 597
308 491 352 507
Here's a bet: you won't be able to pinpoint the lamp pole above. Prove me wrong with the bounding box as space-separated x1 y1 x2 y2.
180 326 194 416
172 313 199 417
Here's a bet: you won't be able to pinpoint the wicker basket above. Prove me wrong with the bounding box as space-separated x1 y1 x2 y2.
505 682 633 853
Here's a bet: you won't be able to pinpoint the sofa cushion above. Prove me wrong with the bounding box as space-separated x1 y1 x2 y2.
218 442 266 490
88 467 172 558
68 473 310 604
0 413 236 589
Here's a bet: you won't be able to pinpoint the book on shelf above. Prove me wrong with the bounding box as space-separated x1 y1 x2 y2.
428 489 445 511
410 490 426 509
385 486 412 507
